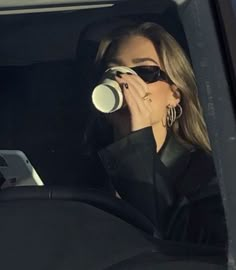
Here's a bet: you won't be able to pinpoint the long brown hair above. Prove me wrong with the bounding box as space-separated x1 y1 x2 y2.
95 22 211 152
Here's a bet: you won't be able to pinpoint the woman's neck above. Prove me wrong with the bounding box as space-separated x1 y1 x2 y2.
152 123 168 152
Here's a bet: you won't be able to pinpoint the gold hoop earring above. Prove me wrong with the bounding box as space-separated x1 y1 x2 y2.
166 104 183 127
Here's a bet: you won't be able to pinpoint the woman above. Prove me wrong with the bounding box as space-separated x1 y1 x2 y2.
83 22 227 246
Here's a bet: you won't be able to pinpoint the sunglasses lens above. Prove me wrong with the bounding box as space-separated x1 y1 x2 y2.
132 66 160 83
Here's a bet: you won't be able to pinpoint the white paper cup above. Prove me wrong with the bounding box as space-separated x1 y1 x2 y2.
92 66 137 113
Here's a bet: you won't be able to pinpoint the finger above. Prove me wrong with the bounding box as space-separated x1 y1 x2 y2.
119 74 148 99
115 75 151 114
124 80 151 113
121 75 152 111
115 74 147 102
121 82 141 112
117 81 149 116
120 74 153 108
115 76 141 110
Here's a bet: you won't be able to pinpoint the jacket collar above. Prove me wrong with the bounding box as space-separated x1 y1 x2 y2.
159 132 194 171
159 132 218 198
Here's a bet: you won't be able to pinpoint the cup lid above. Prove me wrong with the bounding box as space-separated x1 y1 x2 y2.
105 66 137 75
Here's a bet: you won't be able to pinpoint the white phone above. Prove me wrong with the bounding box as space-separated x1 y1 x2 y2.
0 150 44 189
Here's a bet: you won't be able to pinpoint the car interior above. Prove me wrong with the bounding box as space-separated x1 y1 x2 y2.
0 0 235 269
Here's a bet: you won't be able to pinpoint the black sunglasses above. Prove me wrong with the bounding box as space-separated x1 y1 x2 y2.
131 65 172 84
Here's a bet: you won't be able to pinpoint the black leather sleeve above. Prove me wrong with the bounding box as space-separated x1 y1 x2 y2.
168 150 228 246
166 193 227 246
98 127 175 236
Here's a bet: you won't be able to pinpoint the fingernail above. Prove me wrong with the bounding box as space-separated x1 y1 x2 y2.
116 71 122 78
121 83 128 90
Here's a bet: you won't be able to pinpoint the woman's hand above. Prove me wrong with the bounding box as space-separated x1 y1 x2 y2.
105 73 154 140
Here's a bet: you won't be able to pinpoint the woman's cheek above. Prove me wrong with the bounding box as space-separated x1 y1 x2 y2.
151 99 167 124
148 85 169 123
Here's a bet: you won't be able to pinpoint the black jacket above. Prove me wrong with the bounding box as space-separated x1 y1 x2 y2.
98 127 227 246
